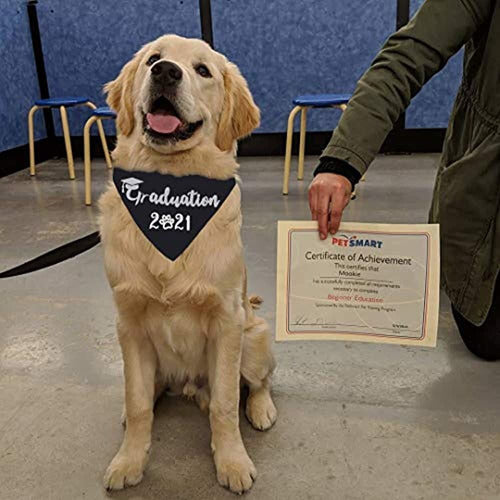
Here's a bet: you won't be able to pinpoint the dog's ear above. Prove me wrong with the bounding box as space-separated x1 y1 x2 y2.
104 56 140 136
216 62 260 152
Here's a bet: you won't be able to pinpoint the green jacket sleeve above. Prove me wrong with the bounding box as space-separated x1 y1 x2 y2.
321 0 492 175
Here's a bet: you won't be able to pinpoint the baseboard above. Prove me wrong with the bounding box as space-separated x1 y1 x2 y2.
0 138 54 178
381 128 446 154
0 136 113 178
238 128 446 156
51 135 117 159
0 128 445 177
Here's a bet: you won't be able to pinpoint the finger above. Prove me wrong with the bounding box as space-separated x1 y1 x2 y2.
308 185 317 221
316 189 331 240
328 190 346 235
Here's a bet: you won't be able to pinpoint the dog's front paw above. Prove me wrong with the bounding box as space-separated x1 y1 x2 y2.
214 448 257 494
103 451 146 491
246 389 277 431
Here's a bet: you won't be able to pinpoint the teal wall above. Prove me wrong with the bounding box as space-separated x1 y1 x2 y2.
0 0 45 150
36 0 201 136
213 0 396 132
406 0 463 128
0 0 465 153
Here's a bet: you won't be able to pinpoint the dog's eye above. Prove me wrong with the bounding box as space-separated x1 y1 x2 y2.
195 63 212 78
146 54 161 66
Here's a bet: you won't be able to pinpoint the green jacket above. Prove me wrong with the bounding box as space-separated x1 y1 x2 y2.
322 0 499 326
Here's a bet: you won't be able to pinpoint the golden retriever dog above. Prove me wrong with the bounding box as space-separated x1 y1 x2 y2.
98 34 277 494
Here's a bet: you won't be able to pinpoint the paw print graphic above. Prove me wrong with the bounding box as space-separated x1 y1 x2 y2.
159 214 174 230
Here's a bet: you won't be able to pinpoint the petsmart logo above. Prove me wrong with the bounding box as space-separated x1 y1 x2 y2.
332 234 383 249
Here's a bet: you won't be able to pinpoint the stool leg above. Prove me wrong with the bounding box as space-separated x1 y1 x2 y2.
84 116 98 205
28 105 40 176
283 105 301 195
297 107 308 180
59 106 75 179
84 102 113 169
96 119 113 169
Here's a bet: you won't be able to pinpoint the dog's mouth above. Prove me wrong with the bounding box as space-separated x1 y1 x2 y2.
143 96 202 142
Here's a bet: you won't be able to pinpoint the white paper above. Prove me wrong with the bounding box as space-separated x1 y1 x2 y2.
276 221 440 346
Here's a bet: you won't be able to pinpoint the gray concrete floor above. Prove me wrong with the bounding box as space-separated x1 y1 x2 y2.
1 154 500 500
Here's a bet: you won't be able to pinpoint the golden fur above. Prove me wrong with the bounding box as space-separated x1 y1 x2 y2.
99 34 276 494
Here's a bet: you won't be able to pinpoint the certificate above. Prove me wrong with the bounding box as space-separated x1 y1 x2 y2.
276 221 440 346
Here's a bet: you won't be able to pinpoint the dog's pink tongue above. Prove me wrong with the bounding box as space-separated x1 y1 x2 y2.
146 112 181 134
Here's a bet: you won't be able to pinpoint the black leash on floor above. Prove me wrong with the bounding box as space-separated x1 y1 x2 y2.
0 231 101 278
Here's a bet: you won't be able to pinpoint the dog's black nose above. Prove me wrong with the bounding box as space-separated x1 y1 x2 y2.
151 61 183 86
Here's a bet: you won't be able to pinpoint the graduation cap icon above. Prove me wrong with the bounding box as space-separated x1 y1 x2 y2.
121 177 144 193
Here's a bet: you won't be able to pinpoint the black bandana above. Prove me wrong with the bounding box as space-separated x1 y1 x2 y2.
113 167 236 261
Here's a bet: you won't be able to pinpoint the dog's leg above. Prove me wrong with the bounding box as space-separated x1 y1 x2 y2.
241 314 277 431
122 374 167 427
104 317 157 491
207 308 256 494
245 376 277 431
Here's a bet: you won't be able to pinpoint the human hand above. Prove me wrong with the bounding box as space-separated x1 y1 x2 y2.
308 173 352 240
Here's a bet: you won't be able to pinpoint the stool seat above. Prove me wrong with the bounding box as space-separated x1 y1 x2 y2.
35 96 91 107
292 93 351 107
91 106 117 118
283 92 352 195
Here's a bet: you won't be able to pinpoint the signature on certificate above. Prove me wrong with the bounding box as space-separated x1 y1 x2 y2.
292 315 326 326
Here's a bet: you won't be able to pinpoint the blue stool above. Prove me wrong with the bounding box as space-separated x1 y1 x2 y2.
283 93 351 194
83 107 117 205
28 96 104 180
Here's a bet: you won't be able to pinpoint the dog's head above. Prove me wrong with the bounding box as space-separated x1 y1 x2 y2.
105 34 260 154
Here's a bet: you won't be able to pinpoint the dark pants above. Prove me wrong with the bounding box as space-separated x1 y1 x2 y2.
452 276 500 361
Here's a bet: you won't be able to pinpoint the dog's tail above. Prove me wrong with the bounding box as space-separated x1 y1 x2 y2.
248 294 263 309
